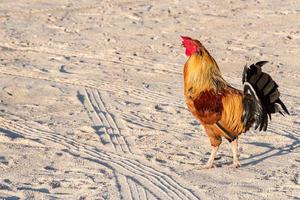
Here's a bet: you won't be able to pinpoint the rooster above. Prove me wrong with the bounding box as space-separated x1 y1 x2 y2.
181 36 289 168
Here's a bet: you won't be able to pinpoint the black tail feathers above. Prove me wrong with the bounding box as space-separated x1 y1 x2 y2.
242 61 289 131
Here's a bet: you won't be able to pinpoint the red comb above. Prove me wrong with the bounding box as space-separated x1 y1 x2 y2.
180 36 198 56
181 36 192 42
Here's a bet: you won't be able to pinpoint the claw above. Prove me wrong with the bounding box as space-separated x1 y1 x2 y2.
232 160 241 168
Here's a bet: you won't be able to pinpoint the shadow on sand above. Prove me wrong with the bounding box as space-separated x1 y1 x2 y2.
241 128 300 167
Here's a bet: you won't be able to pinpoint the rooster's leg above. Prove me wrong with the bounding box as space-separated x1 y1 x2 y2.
231 138 241 168
205 146 219 168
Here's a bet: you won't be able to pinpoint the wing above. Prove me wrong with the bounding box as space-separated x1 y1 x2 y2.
190 90 223 124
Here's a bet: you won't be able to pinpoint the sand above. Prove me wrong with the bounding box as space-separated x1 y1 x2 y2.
0 0 299 199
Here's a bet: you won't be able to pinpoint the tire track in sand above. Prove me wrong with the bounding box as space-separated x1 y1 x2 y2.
0 116 203 200
79 88 147 199
78 88 132 154
81 88 184 199
93 89 132 154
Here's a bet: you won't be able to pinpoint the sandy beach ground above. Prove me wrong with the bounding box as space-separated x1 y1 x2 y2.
0 0 299 199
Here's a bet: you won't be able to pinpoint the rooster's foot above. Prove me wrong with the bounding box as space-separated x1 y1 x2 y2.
202 163 219 169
